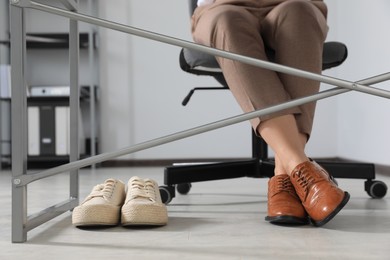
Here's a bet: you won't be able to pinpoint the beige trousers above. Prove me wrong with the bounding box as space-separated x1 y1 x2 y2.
191 0 329 138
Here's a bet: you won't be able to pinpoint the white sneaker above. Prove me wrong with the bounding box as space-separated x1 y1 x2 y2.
121 176 168 226
72 179 126 226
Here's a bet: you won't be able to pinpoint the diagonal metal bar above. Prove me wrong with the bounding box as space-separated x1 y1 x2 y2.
15 0 390 100
13 71 390 187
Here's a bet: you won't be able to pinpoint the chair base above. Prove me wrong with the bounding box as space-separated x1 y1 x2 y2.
160 158 388 204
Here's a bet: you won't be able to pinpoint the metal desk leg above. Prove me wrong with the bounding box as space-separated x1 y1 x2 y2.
69 2 80 210
10 4 28 243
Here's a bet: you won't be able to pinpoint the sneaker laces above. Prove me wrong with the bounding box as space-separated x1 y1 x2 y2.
86 179 117 201
128 177 157 202
144 179 158 202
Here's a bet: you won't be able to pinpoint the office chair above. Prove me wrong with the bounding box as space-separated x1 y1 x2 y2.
159 0 388 204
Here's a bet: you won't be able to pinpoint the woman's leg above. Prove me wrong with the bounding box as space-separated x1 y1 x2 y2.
259 1 349 227
260 0 329 140
192 3 302 131
192 3 310 224
192 1 349 226
192 3 301 177
260 115 308 175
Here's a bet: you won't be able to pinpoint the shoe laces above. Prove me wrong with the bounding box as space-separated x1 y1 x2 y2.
276 175 295 193
128 177 157 202
292 169 315 194
87 179 117 200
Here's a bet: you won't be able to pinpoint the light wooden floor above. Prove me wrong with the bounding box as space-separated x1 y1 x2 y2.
1 166 390 259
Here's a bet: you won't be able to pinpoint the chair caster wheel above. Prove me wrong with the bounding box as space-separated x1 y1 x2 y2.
365 180 387 199
177 183 192 195
159 186 175 204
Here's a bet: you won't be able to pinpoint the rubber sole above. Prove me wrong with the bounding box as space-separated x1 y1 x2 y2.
265 215 309 225
121 203 168 226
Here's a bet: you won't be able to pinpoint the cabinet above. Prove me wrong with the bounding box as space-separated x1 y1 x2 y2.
26 85 98 168
1 0 99 168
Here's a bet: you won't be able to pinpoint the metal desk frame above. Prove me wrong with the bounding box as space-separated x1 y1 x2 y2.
10 0 390 243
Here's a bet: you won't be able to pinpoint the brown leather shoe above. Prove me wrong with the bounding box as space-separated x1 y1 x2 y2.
290 161 350 227
265 174 309 225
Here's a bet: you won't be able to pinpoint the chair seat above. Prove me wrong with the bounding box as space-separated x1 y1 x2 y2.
180 41 348 75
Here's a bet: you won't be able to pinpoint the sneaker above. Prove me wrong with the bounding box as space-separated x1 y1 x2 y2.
121 176 168 226
72 178 126 227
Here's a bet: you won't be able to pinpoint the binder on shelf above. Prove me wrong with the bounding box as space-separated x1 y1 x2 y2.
55 106 70 155
28 106 40 156
0 64 11 98
26 95 87 160
30 86 70 97
29 85 97 99
39 105 55 155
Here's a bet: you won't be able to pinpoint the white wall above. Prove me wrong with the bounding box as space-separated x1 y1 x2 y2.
98 1 134 159
99 0 251 160
98 0 390 165
326 0 390 164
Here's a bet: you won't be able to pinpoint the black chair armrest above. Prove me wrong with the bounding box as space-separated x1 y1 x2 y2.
322 41 348 70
